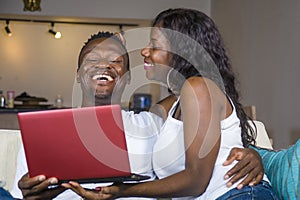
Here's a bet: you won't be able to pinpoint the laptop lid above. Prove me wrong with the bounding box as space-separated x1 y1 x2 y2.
17 105 150 183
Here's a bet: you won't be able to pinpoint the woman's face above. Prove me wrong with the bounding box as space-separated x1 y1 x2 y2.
141 26 172 83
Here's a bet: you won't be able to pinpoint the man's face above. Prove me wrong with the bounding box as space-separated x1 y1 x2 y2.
78 37 129 104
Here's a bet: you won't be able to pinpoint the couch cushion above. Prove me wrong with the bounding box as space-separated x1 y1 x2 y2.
0 129 22 191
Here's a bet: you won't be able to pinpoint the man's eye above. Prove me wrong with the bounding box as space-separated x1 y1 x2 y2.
110 60 121 63
110 58 123 63
86 58 99 63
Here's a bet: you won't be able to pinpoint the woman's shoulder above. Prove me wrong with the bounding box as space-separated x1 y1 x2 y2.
182 76 221 95
181 76 227 112
184 76 216 86
156 94 177 107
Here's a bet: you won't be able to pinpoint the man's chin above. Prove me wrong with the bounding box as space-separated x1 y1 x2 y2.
93 94 113 106
94 92 111 99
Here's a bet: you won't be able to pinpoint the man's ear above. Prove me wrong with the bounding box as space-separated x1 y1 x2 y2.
114 32 126 46
76 72 80 83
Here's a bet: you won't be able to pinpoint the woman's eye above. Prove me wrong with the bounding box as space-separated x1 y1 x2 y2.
151 44 160 50
149 41 160 50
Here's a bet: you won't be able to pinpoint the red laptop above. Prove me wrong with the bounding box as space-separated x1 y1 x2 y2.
17 104 150 183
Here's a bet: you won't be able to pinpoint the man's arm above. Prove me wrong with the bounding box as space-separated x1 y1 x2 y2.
223 147 264 189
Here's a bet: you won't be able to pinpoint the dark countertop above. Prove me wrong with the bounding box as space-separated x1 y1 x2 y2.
0 107 62 113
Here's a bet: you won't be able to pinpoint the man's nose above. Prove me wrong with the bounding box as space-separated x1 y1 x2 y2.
94 60 111 68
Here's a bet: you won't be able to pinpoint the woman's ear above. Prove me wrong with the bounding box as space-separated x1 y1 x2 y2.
126 71 131 85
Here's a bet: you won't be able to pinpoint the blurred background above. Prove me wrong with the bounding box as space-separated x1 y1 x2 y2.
1 0 299 149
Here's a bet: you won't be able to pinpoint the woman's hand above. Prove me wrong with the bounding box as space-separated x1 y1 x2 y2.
223 147 264 189
62 181 123 200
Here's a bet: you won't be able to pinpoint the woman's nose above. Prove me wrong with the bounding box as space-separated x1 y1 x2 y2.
141 46 150 57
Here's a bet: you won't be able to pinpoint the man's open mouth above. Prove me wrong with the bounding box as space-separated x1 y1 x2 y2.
92 73 115 82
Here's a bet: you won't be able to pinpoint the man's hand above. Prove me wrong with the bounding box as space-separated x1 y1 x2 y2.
223 147 264 190
18 173 66 200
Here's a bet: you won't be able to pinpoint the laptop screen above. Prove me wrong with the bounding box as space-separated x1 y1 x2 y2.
17 105 145 183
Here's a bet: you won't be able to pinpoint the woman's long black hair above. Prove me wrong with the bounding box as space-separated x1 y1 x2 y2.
153 8 256 147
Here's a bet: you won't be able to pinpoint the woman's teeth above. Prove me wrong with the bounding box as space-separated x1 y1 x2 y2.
92 74 114 81
144 63 154 70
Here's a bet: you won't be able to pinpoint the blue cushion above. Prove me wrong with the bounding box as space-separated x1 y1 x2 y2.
250 139 299 200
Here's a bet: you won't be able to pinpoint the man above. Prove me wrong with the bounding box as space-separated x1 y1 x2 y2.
11 31 163 200
11 31 264 200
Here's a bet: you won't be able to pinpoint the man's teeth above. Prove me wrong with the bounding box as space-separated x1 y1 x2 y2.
92 74 114 81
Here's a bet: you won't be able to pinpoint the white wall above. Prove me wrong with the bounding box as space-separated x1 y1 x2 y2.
212 0 300 148
0 0 210 20
0 22 121 107
0 0 210 108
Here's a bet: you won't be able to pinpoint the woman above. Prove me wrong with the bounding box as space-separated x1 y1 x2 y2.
62 8 278 199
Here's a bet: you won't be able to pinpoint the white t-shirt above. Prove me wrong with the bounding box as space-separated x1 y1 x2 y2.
152 98 269 200
11 110 163 200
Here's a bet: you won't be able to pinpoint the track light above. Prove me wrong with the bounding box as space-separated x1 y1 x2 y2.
5 20 12 37
0 18 139 39
48 22 61 39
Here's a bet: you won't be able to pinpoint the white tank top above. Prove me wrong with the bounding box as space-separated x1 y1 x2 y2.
152 97 264 200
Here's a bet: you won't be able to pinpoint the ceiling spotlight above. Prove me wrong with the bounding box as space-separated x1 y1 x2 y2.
48 22 61 39
5 20 12 37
